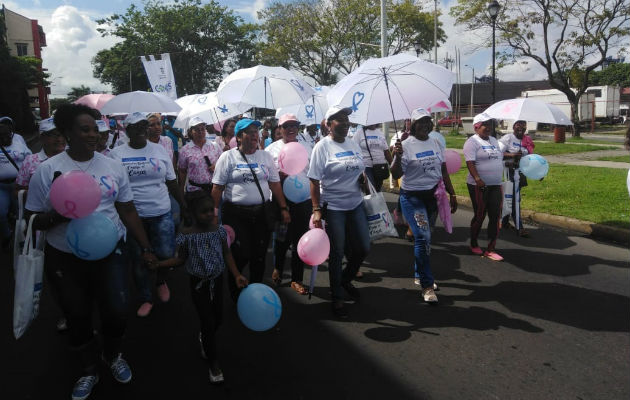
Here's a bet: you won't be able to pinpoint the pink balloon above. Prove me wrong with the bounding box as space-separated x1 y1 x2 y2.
49 171 101 219
223 224 236 247
308 214 326 230
278 142 308 175
229 137 237 148
444 149 462 174
297 228 330 266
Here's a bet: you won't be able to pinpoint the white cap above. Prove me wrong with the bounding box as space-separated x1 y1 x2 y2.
187 116 206 131
324 105 352 122
39 117 56 133
123 112 148 128
95 120 109 132
473 112 494 125
410 108 432 123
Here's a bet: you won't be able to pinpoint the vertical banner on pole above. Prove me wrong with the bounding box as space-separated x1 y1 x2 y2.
141 53 178 100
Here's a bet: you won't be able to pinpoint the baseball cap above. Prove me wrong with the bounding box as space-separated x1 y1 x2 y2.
410 108 432 123
278 113 300 127
187 116 206 131
234 118 261 136
39 117 56 133
0 116 14 126
123 112 148 127
324 105 352 122
96 120 110 132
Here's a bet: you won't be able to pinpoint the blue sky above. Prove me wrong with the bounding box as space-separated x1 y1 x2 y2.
8 0 547 97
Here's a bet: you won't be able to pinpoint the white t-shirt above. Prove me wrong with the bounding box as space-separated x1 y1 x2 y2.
307 136 365 211
25 151 133 253
109 142 176 217
463 135 503 186
353 127 388 167
498 133 530 155
212 148 280 205
400 136 445 191
0 134 31 180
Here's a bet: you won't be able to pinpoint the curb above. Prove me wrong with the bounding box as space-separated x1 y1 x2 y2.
384 187 629 246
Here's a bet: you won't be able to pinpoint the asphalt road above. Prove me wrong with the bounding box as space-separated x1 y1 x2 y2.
2 193 629 400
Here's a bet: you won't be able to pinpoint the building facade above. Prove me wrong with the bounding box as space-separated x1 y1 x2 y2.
1 5 48 119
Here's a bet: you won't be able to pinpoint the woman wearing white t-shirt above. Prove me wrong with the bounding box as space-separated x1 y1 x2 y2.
109 112 186 317
25 104 156 400
354 124 392 192
463 113 504 261
308 106 370 318
0 116 31 247
390 109 457 303
266 114 312 295
212 118 290 301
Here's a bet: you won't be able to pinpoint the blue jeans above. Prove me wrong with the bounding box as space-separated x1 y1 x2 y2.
325 203 371 301
128 211 175 303
44 239 129 373
399 189 438 289
0 182 15 240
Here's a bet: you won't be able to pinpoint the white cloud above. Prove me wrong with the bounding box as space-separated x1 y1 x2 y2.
233 0 268 21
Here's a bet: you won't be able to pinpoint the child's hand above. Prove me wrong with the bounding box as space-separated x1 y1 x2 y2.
235 275 248 289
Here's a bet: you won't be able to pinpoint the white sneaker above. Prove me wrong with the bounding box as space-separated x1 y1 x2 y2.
422 287 438 303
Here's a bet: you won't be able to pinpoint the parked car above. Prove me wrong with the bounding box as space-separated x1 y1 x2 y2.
438 116 463 127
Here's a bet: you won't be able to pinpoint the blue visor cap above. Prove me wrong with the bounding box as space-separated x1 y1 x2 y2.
234 118 262 136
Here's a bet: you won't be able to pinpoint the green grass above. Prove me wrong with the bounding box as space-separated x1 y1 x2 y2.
595 155 630 162
446 157 629 228
444 135 617 155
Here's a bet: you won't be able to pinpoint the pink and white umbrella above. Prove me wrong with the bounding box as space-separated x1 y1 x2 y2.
74 94 115 110
482 98 573 125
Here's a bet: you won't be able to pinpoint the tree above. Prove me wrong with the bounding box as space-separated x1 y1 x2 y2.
67 85 91 102
450 0 630 136
257 0 445 86
589 63 630 87
92 0 259 95
49 98 71 114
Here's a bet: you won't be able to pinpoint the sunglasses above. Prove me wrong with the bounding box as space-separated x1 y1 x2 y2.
282 123 299 129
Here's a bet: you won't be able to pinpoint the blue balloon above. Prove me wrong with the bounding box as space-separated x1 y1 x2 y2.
282 174 310 203
519 154 549 180
65 212 119 260
429 131 446 148
237 283 282 331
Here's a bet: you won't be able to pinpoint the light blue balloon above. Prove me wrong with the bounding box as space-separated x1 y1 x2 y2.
66 212 119 260
282 174 310 203
237 283 282 331
519 154 549 180
429 131 446 148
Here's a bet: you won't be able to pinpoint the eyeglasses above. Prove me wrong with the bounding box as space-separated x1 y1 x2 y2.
282 123 299 129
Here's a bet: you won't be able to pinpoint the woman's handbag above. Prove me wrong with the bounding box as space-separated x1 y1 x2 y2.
363 180 398 241
13 214 45 339
363 130 390 181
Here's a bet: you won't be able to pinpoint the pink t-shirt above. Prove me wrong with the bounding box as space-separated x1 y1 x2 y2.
15 150 47 187
178 141 223 192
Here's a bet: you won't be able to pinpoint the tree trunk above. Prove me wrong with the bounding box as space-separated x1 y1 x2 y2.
570 100 581 137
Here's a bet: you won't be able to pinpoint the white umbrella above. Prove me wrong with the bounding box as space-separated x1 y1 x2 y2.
326 53 455 127
275 95 328 125
216 65 315 110
100 91 182 115
175 94 202 108
482 98 573 125
173 92 251 130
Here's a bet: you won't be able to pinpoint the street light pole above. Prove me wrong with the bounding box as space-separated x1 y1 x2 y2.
487 0 500 105
465 65 474 116
433 0 438 63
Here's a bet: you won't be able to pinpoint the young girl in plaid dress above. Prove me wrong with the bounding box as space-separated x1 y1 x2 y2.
152 190 247 383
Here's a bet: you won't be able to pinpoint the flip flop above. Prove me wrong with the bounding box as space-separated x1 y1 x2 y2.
291 281 308 295
271 269 282 286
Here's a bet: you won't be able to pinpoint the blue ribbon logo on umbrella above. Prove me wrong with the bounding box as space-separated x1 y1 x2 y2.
197 96 207 104
290 79 305 91
351 91 365 111
218 104 229 113
305 105 315 118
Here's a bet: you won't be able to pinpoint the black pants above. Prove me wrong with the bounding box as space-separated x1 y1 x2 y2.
222 202 271 300
467 184 502 251
189 275 223 363
44 240 129 374
273 199 311 283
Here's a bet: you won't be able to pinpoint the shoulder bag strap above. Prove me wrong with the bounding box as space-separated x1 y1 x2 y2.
238 150 266 205
363 129 374 162
1 145 19 170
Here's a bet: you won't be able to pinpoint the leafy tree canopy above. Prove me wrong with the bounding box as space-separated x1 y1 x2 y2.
67 85 91 102
92 0 259 95
257 0 445 86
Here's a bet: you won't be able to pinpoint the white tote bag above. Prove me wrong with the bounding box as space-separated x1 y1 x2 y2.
13 190 27 273
13 214 45 339
502 180 514 218
363 180 398 241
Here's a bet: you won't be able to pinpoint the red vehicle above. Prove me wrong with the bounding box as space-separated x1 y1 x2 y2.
438 116 463 127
